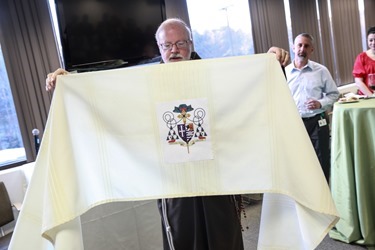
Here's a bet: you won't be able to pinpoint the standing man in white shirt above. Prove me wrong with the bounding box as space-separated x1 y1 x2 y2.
285 33 339 183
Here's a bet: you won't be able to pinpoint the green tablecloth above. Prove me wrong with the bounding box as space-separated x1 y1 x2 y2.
329 98 375 246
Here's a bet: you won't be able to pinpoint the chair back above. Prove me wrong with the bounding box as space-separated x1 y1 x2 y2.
0 182 14 227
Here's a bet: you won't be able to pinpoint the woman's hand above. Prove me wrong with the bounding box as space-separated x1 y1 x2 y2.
354 77 373 97
45 68 69 92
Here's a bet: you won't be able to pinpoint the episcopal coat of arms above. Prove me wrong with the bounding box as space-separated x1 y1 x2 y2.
162 104 208 153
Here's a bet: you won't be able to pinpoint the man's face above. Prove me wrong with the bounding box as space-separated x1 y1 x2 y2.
293 35 314 62
157 25 192 63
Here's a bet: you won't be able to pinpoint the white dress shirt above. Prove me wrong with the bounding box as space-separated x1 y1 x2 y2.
285 60 339 118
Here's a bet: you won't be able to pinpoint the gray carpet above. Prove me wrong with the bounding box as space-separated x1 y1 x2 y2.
241 198 369 250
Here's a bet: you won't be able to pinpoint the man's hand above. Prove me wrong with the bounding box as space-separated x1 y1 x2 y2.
305 99 322 110
267 47 290 67
45 68 69 92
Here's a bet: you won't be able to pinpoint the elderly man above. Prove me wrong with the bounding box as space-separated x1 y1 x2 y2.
285 33 339 183
46 18 289 250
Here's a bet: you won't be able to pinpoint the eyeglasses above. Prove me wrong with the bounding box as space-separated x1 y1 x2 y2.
159 40 190 51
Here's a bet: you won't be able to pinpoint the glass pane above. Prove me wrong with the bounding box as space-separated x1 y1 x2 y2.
186 0 254 59
48 0 66 68
0 45 26 167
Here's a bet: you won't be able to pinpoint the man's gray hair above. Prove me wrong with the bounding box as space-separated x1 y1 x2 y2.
295 33 315 46
155 18 193 43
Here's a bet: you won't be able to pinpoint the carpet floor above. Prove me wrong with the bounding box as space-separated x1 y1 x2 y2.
241 196 369 250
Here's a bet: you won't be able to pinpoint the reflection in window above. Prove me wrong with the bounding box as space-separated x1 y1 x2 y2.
0 45 26 167
186 0 254 59
48 0 64 67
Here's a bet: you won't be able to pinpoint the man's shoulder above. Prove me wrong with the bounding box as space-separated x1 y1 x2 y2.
308 60 320 66
308 60 329 71
308 61 336 84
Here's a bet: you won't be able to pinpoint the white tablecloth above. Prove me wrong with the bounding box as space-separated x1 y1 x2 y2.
10 54 339 250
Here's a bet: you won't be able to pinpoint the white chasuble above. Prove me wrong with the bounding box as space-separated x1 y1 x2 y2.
10 54 338 250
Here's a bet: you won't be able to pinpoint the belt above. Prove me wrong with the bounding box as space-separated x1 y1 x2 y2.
302 113 324 121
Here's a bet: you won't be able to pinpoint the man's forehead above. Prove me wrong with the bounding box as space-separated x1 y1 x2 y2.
295 37 312 45
296 42 311 45
160 26 188 37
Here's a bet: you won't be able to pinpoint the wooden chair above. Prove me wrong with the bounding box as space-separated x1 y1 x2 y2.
0 182 14 250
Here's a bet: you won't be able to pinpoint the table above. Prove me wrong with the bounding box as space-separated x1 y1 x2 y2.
329 98 375 246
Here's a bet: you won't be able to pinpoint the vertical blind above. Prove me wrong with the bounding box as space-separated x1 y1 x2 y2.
248 0 290 54
0 0 61 162
330 0 362 85
364 0 375 29
316 0 335 76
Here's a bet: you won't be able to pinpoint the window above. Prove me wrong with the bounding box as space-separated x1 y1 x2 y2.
48 0 64 67
186 0 254 59
0 45 26 168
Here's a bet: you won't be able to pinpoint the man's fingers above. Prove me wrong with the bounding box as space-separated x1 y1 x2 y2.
45 68 68 92
282 51 290 66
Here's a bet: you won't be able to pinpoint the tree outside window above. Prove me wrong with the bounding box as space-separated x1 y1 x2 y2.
186 0 254 59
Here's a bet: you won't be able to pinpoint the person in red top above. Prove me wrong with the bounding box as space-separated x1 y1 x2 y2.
353 26 375 96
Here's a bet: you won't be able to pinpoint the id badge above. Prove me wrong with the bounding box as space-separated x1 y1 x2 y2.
318 118 327 127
